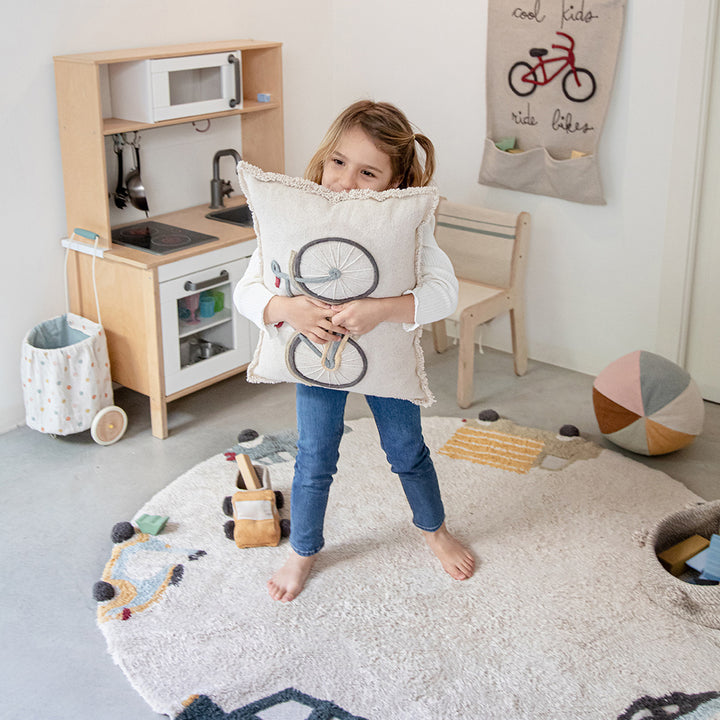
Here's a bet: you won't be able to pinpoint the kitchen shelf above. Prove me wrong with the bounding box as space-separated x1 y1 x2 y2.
103 100 281 136
179 308 232 339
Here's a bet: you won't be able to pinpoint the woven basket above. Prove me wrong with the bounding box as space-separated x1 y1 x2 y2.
641 500 720 629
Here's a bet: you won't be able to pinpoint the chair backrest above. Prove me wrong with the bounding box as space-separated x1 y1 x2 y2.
435 200 530 290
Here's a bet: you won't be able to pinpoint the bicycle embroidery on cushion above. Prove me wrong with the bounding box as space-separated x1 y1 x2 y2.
271 237 380 388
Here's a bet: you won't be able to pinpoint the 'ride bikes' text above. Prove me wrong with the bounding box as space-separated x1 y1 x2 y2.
510 103 595 135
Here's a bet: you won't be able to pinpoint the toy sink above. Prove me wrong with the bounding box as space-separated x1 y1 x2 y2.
206 204 253 227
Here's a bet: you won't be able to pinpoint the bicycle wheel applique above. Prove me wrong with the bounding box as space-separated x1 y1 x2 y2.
286 332 368 388
293 238 379 303
479 0 627 204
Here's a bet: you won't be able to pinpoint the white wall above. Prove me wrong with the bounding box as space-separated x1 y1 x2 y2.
0 0 707 433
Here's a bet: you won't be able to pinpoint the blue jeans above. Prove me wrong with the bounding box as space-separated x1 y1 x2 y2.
290 383 445 556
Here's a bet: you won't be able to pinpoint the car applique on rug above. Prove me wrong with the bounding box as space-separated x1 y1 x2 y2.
93 521 206 623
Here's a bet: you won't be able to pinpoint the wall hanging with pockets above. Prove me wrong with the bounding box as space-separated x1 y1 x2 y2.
479 0 626 205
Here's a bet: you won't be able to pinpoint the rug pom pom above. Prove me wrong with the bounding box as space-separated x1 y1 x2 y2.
111 521 135 543
237 428 259 443
559 424 580 437
478 409 500 422
224 520 235 540
274 490 284 510
93 580 115 602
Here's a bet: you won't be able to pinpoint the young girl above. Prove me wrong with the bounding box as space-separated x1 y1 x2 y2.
235 100 475 602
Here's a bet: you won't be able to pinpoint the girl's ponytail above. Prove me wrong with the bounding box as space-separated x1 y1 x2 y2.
409 133 436 189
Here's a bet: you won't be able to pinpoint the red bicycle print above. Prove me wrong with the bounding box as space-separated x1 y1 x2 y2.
508 32 596 103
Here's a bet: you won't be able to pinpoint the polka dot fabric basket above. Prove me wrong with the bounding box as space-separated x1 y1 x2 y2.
21 312 126 444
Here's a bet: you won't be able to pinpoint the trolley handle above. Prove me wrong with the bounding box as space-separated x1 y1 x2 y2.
184 269 229 292
73 227 99 241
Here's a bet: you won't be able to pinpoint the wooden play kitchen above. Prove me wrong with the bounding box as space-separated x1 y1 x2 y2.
53 40 284 438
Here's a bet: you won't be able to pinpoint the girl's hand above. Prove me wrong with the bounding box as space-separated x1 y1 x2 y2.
330 295 415 336
264 295 337 344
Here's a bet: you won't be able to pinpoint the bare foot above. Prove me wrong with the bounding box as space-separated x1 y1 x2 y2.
423 523 475 580
267 549 317 602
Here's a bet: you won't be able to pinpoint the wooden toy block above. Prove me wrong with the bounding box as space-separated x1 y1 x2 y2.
658 534 710 576
686 547 709 572
236 453 261 489
700 534 720 581
136 514 169 535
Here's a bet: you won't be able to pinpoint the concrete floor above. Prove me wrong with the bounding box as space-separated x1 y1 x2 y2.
2 336 718 720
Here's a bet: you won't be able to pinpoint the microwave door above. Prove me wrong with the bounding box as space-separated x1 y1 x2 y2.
151 51 242 121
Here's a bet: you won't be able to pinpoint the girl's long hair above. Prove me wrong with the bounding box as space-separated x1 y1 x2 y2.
305 100 436 189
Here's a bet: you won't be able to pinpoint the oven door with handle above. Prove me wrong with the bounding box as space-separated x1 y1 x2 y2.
159 251 257 396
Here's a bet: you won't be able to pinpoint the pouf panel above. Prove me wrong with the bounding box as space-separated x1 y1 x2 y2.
639 351 691 416
649 381 705 435
645 419 696 456
592 387 640 435
593 350 643 416
604 418 649 456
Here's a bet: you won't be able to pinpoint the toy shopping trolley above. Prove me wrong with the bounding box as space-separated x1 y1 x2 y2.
21 229 127 445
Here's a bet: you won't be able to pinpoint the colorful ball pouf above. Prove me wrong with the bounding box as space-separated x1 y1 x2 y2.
593 350 704 455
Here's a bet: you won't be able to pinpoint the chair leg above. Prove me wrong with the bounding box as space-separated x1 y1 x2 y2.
509 305 528 376
457 318 476 408
432 319 449 353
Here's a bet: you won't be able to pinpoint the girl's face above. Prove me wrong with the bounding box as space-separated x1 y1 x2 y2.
321 126 397 192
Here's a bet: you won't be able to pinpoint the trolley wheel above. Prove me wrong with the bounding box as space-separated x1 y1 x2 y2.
90 405 128 445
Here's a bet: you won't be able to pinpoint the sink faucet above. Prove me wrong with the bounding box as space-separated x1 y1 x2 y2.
210 149 242 208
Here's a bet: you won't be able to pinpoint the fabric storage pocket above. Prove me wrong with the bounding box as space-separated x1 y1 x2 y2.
478 138 606 205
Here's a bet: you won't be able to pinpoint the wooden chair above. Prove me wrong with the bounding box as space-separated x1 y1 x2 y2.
431 200 531 408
